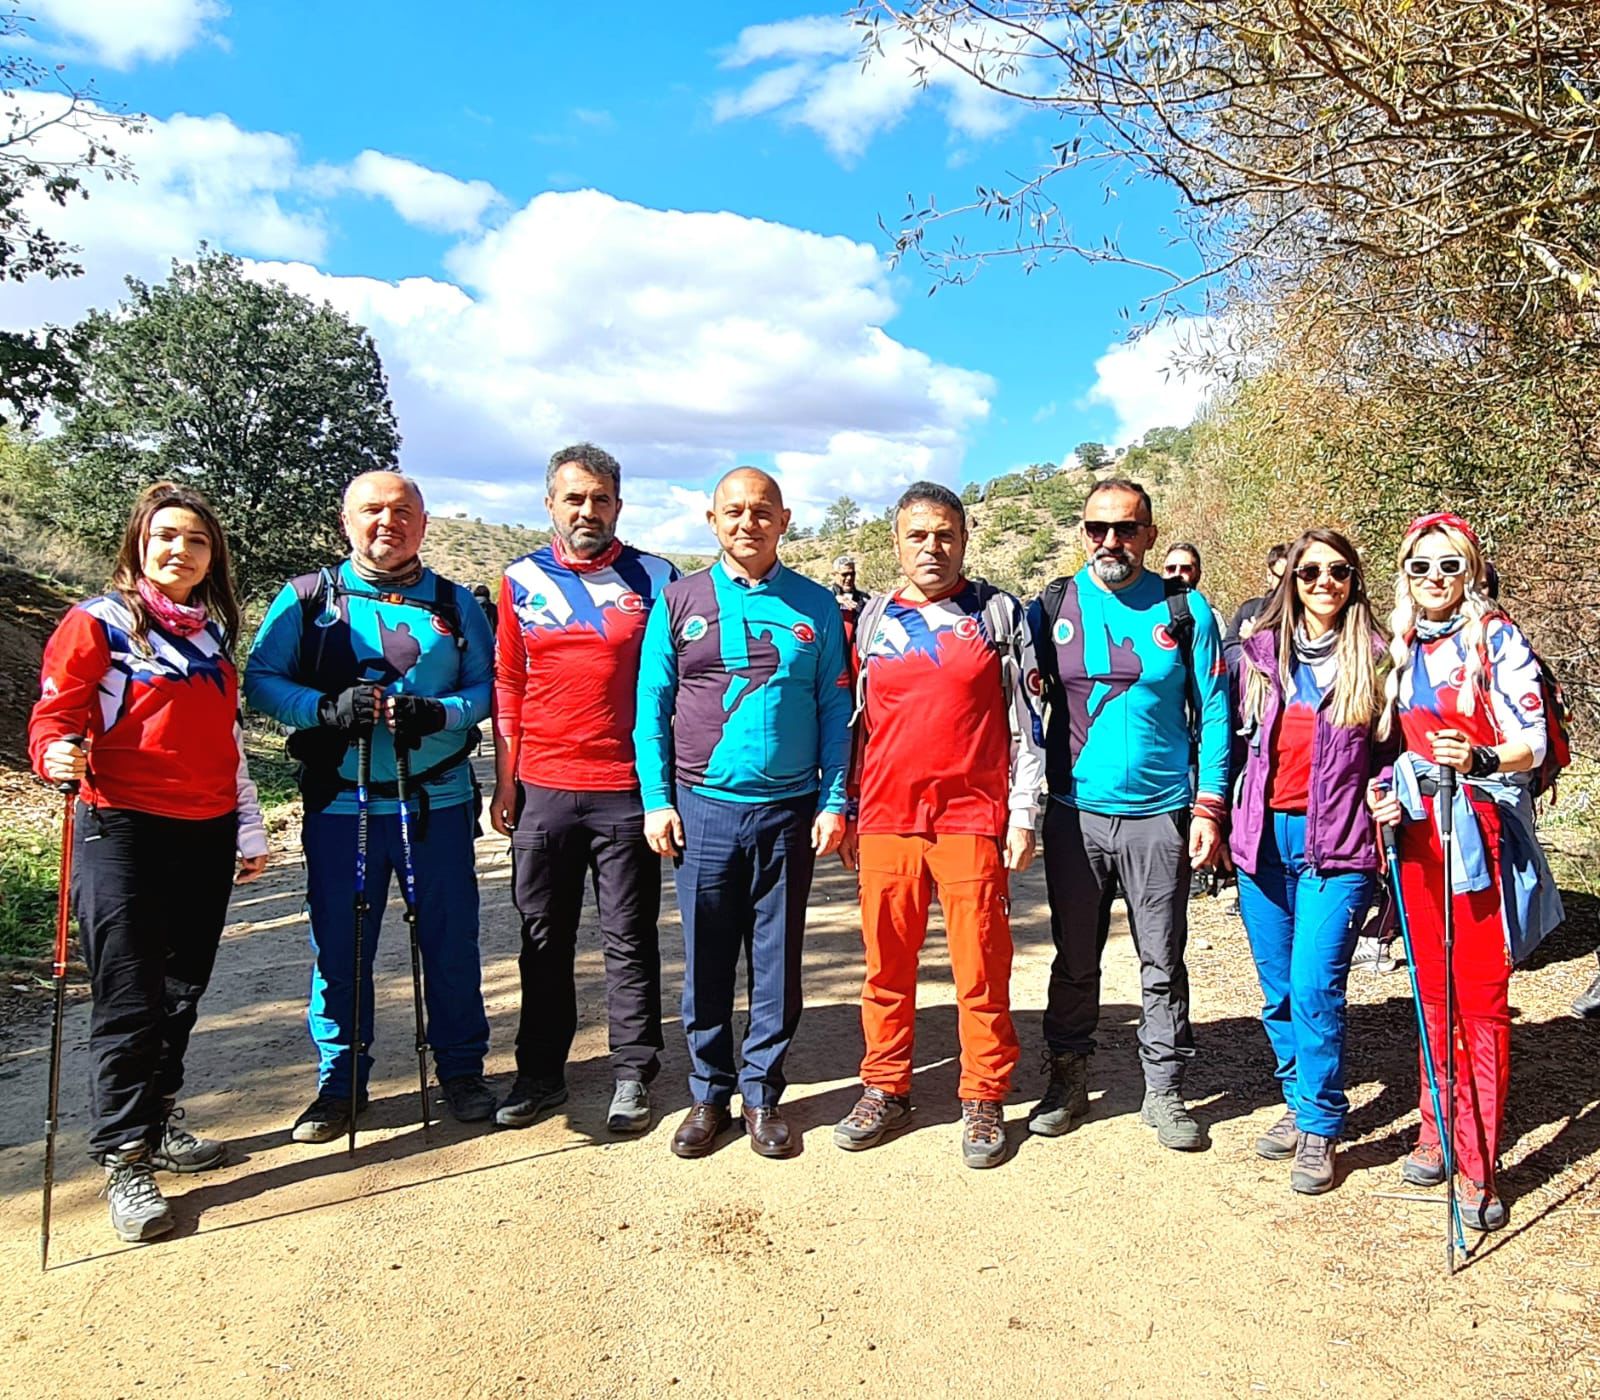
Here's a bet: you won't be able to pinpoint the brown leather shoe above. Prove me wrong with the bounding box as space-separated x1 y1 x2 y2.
741 1104 796 1159
671 1102 732 1158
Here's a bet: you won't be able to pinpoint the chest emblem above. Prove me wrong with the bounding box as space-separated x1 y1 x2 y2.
682 614 709 643
1053 618 1074 647
792 622 815 644
617 592 645 615
953 616 980 642
1152 624 1177 651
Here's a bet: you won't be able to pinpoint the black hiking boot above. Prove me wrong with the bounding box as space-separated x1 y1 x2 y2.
495 1075 568 1129
440 1074 496 1123
291 1090 368 1145
103 1144 174 1243
150 1102 226 1173
1028 1051 1089 1137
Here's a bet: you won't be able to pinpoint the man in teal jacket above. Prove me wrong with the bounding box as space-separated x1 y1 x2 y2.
635 467 850 1159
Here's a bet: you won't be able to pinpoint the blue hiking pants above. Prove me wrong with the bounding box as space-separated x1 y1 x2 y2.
1236 811 1372 1138
302 799 489 1094
673 785 817 1108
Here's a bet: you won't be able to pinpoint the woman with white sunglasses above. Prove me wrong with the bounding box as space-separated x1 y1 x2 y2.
1369 512 1561 1232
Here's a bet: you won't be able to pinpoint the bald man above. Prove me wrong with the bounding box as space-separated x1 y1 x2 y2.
635 468 852 1159
245 470 498 1142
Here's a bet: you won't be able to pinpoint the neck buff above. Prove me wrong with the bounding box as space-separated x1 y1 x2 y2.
350 553 424 589
1415 612 1466 643
1291 622 1340 693
553 533 622 574
137 576 209 637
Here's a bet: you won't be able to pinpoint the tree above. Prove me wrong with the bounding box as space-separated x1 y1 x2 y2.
1074 442 1110 473
1 13 140 425
1021 461 1057 485
55 249 401 600
960 481 981 505
821 494 861 537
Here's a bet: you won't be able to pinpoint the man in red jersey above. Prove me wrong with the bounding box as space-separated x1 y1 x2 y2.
490 443 680 1133
834 482 1044 1169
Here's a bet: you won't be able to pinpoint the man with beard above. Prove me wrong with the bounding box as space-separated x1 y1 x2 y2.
489 443 680 1133
635 467 851 1159
1025 479 1231 1152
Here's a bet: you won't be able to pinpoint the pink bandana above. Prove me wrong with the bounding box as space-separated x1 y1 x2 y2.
553 534 623 574
1406 511 1480 548
137 577 209 637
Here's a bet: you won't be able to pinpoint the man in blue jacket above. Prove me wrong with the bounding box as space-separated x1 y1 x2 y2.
635 467 850 1159
245 471 496 1143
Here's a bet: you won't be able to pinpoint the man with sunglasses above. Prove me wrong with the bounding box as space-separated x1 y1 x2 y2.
1162 544 1203 590
1026 479 1231 1151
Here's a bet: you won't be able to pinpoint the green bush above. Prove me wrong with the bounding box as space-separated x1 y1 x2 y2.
0 820 61 960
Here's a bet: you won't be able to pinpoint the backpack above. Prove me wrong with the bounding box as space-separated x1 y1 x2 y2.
1477 614 1573 800
850 577 1025 729
290 566 467 678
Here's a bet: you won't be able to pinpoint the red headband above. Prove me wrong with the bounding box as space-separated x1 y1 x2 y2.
1406 511 1479 547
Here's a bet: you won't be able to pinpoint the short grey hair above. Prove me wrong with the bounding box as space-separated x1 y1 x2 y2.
547 443 622 495
343 470 426 514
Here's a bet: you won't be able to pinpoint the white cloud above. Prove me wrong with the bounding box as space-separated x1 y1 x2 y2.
331 150 502 234
1082 318 1224 447
715 13 1025 164
28 0 227 69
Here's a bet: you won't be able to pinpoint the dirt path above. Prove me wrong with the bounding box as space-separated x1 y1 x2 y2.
2 798 1597 1398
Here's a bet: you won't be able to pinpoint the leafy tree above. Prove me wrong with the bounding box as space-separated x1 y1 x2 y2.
959 481 981 505
821 494 860 537
1021 461 1057 485
786 523 815 541
1 13 140 424
984 471 1030 498
55 249 401 600
1074 442 1110 473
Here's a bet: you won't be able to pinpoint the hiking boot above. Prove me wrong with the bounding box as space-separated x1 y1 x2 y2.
1254 1109 1299 1161
1290 1132 1337 1195
1140 1089 1204 1151
607 1078 652 1134
1460 1181 1507 1232
960 1099 1006 1169
291 1091 368 1145
495 1075 568 1129
1351 936 1381 971
1028 1052 1089 1137
1573 972 1600 1019
150 1103 226 1173
1401 1141 1446 1187
833 1086 912 1151
440 1074 496 1123
102 1145 174 1243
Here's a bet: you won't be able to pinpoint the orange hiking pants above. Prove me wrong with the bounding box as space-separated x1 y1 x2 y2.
856 832 1019 1101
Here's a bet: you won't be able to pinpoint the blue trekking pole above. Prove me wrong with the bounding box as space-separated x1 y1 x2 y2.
349 729 371 1155
1381 818 1468 1267
392 717 432 1140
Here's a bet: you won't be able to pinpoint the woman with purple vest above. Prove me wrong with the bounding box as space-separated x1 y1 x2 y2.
1231 528 1393 1195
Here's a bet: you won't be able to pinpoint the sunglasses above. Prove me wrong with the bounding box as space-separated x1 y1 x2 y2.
1162 563 1196 576
1403 555 1468 579
1083 519 1147 543
1293 562 1354 584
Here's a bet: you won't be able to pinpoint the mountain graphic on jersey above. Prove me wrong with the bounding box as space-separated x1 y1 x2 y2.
369 613 424 686
722 624 783 722
1055 583 1143 765
96 605 230 732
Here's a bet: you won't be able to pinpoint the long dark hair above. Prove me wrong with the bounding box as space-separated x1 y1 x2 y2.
109 482 242 652
1244 527 1383 729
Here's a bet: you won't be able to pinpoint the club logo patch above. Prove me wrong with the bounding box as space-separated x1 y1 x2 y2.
617 592 645 615
1449 664 1468 689
682 615 708 642
953 616 980 641
1053 618 1074 647
529 592 548 611
1153 624 1178 651
792 622 816 644
1025 667 1043 696
1520 692 1544 712
430 614 453 636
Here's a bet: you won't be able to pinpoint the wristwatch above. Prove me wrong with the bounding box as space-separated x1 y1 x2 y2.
1469 745 1502 778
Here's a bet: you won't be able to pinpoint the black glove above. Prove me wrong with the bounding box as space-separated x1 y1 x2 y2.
387 694 447 750
318 685 381 735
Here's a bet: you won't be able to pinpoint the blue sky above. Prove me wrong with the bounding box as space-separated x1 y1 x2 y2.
9 2 1216 549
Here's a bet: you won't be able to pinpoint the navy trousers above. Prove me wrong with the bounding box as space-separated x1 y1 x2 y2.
673 785 817 1107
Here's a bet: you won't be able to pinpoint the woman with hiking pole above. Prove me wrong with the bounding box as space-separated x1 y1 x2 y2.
1368 512 1563 1234
28 482 268 1247
1230 529 1393 1195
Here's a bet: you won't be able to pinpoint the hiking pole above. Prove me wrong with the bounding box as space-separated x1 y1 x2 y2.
1439 762 1461 1273
349 729 372 1155
393 740 431 1140
41 735 83 1272
1382 819 1468 1267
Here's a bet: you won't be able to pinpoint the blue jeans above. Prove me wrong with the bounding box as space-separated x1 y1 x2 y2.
1236 811 1372 1138
302 800 489 1094
673 785 817 1107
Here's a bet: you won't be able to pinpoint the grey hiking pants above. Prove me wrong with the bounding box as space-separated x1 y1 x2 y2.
1041 802 1196 1092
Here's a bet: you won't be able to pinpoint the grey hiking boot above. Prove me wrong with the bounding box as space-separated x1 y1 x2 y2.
150 1103 226 1173
102 1145 174 1243
1254 1109 1299 1161
833 1086 913 1151
1140 1089 1204 1151
607 1079 652 1134
495 1074 568 1129
440 1074 496 1123
1401 1141 1446 1187
960 1099 1007 1169
1290 1132 1337 1194
1028 1051 1089 1137
291 1090 368 1144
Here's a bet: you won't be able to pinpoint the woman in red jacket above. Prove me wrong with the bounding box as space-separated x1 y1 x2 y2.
29 482 267 1245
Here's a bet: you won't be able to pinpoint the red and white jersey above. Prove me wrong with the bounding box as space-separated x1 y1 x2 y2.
1397 615 1548 764
855 581 1044 837
28 594 266 850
